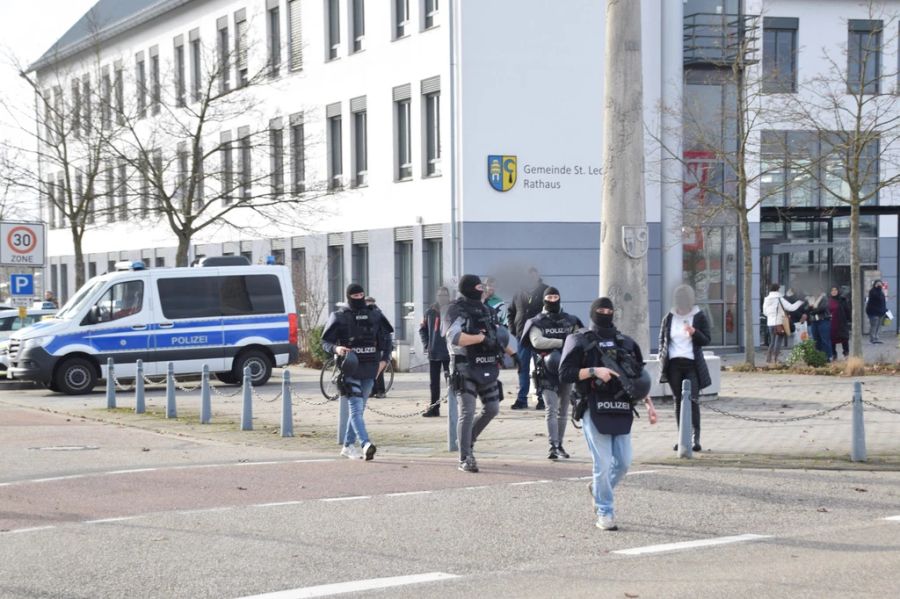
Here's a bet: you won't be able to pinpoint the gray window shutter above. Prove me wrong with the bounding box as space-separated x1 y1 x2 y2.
351 230 368 244
289 0 303 70
350 95 366 113
393 83 411 101
421 76 440 94
394 226 414 241
328 232 345 246
326 102 341 118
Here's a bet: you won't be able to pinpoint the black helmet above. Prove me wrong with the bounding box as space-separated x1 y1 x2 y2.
340 352 359 377
628 368 652 401
543 350 562 374
496 326 510 350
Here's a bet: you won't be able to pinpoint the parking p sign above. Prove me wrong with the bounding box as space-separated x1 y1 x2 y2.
1 221 45 266
10 274 34 297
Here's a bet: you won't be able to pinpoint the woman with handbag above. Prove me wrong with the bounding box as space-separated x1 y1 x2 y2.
763 284 804 364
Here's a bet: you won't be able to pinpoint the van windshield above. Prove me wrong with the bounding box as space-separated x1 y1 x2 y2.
55 280 105 320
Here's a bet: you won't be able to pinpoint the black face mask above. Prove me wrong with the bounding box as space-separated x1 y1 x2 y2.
592 313 614 328
544 300 561 314
458 275 483 301
348 297 367 311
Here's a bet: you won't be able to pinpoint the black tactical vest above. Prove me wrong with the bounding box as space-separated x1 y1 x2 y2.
339 306 380 364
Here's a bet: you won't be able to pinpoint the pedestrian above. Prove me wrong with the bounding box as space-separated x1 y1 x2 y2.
44 290 58 309
806 288 833 361
520 286 583 459
658 285 711 452
559 297 657 531
507 267 549 410
419 286 451 417
322 284 393 461
866 280 887 344
445 274 515 473
783 287 806 349
365 296 389 397
482 277 508 326
762 284 804 364
828 285 851 360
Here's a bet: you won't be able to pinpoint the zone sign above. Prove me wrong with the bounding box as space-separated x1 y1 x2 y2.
0 222 45 266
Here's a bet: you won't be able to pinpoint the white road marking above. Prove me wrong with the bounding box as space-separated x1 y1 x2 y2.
255 501 305 508
0 458 336 488
509 479 552 486
385 491 433 497
885 515 900 521
460 485 490 491
613 534 771 556
235 572 460 599
2 526 56 534
320 495 371 503
83 516 141 525
627 470 659 476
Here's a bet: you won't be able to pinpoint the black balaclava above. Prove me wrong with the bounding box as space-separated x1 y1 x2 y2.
590 297 615 331
458 274 483 302
543 286 561 314
346 283 367 311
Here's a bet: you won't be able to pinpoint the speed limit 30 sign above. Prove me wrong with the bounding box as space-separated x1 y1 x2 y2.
0 221 45 266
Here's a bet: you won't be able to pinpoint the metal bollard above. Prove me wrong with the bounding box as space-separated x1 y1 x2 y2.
240 366 253 431
200 365 211 424
851 381 866 462
447 387 459 453
678 379 693 459
105 358 116 409
166 362 177 419
281 370 293 437
134 359 145 414
337 395 349 445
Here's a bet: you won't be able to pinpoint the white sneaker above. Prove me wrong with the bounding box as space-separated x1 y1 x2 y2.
340 445 363 460
596 514 618 531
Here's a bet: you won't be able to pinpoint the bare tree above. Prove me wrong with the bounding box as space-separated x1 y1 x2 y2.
777 3 900 358
111 34 326 267
293 254 329 357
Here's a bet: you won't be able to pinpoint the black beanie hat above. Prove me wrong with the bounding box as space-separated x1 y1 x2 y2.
593 297 614 312
544 286 560 298
458 274 483 301
590 297 615 328
346 283 365 299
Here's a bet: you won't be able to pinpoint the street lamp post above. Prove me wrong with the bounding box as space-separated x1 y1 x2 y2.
600 0 650 350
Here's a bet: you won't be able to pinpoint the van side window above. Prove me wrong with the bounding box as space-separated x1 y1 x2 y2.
157 277 220 319
158 275 284 319
221 275 284 315
92 281 144 323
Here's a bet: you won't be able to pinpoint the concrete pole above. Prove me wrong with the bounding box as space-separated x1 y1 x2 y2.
660 0 684 308
678 379 693 459
851 381 866 462
200 365 211 424
134 359 145 414
165 362 177 419
240 366 253 431
448 388 459 453
281 369 294 438
105 358 116 410
600 0 650 351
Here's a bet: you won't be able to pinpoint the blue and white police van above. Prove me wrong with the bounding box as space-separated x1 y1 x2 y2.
7 259 299 395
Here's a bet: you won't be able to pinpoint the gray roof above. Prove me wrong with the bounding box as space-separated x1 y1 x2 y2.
28 0 191 73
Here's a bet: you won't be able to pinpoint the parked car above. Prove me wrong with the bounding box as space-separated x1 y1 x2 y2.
7 261 298 394
0 307 57 373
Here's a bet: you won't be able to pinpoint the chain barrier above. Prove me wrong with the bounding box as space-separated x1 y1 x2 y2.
365 394 448 419
696 398 854 423
210 385 244 399
862 399 900 416
113 375 135 392
251 385 282 403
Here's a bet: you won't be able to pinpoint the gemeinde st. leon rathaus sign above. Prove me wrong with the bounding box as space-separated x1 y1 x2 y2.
487 154 601 192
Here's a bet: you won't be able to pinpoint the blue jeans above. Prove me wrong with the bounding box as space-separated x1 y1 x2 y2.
515 345 533 404
582 413 632 517
343 377 374 446
810 320 833 361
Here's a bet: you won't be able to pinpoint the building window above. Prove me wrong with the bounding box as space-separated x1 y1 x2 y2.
424 0 439 29
221 133 234 205
117 160 128 220
239 129 252 200
81 76 92 135
352 103 367 187
351 0 365 53
396 97 412 180
89 262 97 279
235 10 249 87
152 149 164 212
268 3 282 77
105 161 115 222
46 180 56 229
114 63 124 124
174 38 186 107
136 54 147 118
74 173 86 224
155 257 165 268
327 245 344 311
177 144 189 212
395 0 409 38
328 110 343 190
150 49 161 114
288 0 303 71
217 19 230 93
394 240 413 340
682 226 738 347
140 156 150 217
327 0 340 60
291 247 307 317
290 116 305 194
71 79 81 138
194 143 204 209
762 17 797 93
848 20 882 94
190 32 202 102
423 87 440 176
423 237 443 305
352 243 369 291
60 264 69 304
101 69 112 129
270 121 285 196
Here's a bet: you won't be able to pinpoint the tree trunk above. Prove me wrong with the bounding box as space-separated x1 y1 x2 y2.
71 227 86 290
849 202 863 358
738 210 756 366
175 234 192 267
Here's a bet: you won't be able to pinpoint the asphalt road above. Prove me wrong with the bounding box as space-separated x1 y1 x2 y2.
1 404 899 599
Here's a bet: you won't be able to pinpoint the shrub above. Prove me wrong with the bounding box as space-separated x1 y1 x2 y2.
307 325 330 367
786 339 828 368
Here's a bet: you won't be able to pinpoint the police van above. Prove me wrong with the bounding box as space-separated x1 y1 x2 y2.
7 259 299 395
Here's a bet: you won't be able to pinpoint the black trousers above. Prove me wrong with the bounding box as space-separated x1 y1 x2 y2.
667 357 701 441
429 359 450 405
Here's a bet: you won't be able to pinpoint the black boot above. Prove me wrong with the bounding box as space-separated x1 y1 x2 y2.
548 445 559 460
422 404 441 417
535 399 546 411
692 431 702 452
556 444 570 459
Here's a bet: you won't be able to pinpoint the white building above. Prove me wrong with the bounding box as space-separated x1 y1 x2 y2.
29 0 900 360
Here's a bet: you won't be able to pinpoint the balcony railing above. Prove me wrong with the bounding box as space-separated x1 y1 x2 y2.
684 12 760 67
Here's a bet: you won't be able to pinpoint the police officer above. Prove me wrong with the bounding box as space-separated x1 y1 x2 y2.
445 274 515 473
322 283 394 461
418 286 452 417
559 297 657 530
520 287 582 459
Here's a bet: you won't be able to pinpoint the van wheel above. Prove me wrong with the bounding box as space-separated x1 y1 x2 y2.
233 350 272 387
55 358 98 395
216 372 239 385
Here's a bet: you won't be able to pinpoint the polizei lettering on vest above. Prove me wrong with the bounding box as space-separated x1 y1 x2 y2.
543 327 570 336
595 401 632 411
474 356 495 365
355 346 377 354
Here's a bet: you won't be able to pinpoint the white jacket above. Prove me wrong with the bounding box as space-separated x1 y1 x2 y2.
763 291 803 323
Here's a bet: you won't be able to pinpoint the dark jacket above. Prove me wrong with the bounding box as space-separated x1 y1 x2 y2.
322 305 394 380
828 295 851 340
657 309 712 391
418 304 450 362
507 279 550 339
866 287 887 317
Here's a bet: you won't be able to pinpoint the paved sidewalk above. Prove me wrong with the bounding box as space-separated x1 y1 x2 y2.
3 364 898 467
720 331 900 367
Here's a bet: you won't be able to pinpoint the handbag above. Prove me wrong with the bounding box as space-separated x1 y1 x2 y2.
774 300 789 336
795 321 809 342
